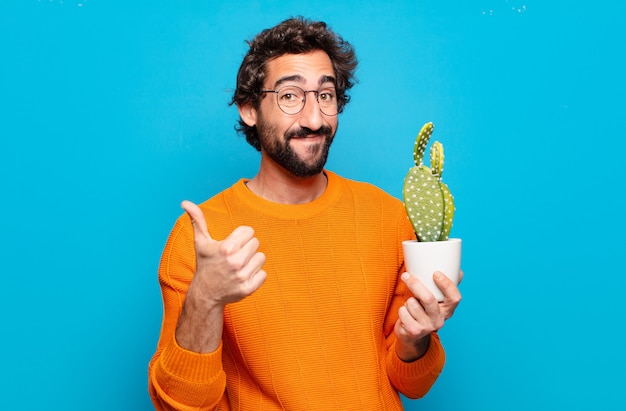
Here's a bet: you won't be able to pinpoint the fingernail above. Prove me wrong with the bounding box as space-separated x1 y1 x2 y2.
434 271 443 280
401 272 410 281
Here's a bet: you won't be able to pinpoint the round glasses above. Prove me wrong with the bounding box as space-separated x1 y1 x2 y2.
261 85 338 116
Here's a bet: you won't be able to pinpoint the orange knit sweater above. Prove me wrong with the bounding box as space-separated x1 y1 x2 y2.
148 170 445 410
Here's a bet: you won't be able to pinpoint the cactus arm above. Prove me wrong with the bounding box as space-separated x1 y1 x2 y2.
430 140 454 239
413 122 434 166
403 165 445 242
430 141 444 181
439 182 455 240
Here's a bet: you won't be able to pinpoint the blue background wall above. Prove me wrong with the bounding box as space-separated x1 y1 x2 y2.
1 1 624 409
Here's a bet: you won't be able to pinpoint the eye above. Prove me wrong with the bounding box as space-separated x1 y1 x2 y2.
278 87 303 105
318 89 336 103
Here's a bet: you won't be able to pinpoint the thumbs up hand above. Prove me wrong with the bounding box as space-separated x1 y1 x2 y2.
181 200 267 306
175 200 267 353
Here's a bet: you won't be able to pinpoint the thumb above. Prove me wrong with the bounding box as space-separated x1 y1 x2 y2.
181 200 213 241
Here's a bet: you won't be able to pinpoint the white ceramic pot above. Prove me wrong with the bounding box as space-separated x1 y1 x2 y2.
402 238 462 301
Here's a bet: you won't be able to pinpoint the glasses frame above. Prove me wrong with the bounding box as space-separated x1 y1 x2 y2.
260 85 339 116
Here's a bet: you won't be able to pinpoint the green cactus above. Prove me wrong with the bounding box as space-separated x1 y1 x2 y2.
402 122 455 242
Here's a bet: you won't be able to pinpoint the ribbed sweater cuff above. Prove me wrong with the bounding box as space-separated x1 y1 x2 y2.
388 333 445 378
159 337 224 383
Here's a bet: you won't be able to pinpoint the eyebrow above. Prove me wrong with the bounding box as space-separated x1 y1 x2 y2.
273 74 337 88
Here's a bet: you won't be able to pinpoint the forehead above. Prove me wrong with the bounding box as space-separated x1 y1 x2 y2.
264 50 335 88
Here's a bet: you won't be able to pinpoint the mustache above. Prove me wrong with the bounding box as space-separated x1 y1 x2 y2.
286 126 333 140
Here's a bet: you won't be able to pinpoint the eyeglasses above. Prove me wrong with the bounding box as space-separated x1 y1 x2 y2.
260 85 338 116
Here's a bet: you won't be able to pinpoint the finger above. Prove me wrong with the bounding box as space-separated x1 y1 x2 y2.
433 271 461 304
400 273 442 326
247 267 267 294
233 252 267 296
396 304 431 339
458 269 464 285
181 200 213 240
396 305 416 334
400 272 438 306
236 248 266 279
221 225 257 255
403 297 430 322
248 251 266 273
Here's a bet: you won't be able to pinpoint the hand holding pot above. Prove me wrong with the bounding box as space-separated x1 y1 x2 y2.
393 270 462 361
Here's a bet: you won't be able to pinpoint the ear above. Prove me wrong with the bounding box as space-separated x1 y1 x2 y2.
238 103 258 127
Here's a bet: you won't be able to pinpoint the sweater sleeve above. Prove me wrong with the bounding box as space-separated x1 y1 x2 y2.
383 208 446 398
147 216 227 410
386 333 445 398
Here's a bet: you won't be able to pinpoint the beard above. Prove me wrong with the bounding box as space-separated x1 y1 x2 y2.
257 116 335 178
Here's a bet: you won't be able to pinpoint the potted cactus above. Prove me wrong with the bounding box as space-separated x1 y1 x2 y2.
402 122 461 301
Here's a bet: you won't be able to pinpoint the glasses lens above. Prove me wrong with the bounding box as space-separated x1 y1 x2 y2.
277 87 305 115
275 86 339 116
317 88 338 116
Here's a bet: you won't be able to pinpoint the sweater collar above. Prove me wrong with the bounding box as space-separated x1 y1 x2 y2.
231 170 342 219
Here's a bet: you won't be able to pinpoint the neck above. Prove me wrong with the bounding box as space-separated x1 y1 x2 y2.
246 166 328 205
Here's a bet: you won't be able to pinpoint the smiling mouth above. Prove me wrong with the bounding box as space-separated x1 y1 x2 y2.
293 134 324 139
287 126 333 141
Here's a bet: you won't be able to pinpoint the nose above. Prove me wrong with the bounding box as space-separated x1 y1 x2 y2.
298 91 325 130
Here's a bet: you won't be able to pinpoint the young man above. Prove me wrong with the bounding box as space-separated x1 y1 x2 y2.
148 17 461 410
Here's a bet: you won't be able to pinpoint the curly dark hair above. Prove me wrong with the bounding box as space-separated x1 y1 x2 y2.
230 17 358 151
